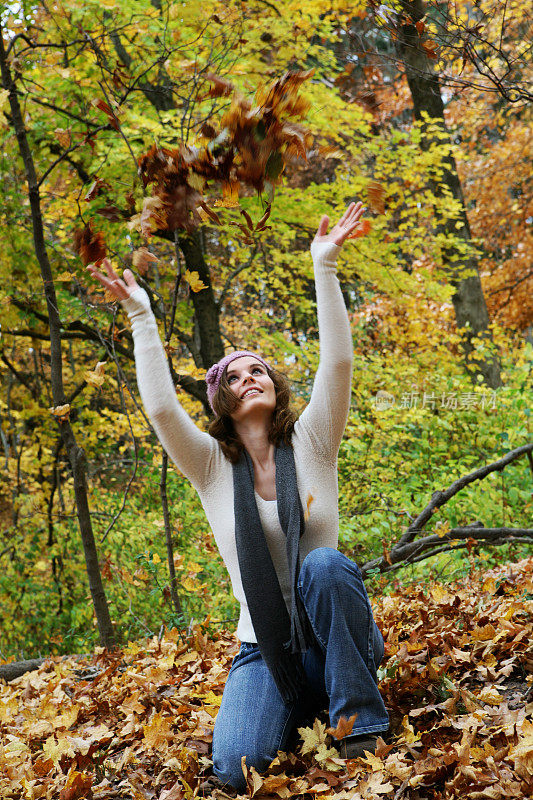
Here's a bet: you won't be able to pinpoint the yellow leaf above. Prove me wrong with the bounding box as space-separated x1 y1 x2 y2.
184 269 208 293
49 404 71 421
55 128 71 148
152 552 161 564
509 718 533 775
298 718 328 755
143 711 172 748
430 585 452 604
361 750 385 770
84 361 107 388
304 493 314 522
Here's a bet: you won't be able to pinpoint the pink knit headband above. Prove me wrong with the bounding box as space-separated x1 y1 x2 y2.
205 351 271 413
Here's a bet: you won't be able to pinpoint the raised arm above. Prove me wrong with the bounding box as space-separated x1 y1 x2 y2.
86 260 217 492
297 203 366 461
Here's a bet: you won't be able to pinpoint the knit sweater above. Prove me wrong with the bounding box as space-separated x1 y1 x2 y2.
122 240 353 643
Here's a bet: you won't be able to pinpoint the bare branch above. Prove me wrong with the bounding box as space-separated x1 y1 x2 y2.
397 443 533 547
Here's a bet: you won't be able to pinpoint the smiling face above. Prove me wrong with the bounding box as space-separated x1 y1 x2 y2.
224 356 277 424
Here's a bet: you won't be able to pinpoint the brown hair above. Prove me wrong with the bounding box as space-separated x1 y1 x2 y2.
207 365 297 463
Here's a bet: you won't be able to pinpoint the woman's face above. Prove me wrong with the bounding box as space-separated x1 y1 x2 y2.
225 356 277 424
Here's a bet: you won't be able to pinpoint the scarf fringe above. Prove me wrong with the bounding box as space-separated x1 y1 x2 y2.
269 650 307 704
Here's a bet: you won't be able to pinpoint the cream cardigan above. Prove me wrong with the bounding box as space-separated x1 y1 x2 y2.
122 240 353 642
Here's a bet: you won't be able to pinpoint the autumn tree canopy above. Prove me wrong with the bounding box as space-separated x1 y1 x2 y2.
0 0 531 660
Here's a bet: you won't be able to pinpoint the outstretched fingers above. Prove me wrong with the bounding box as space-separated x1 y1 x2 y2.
86 258 130 300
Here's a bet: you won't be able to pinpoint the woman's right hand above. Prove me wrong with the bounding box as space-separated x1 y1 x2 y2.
86 258 139 302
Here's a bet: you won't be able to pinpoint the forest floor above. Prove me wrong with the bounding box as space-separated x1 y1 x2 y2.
1 556 532 800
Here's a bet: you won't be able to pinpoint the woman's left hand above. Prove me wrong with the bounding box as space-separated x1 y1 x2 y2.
312 201 366 248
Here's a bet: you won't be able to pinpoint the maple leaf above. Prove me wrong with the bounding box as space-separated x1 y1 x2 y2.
59 767 93 800
84 361 107 388
74 220 107 266
55 127 71 148
91 97 120 131
201 73 235 99
298 718 328 755
132 247 159 275
367 180 386 214
84 178 110 202
347 218 372 239
49 404 71 423
143 711 172 748
326 713 357 739
184 269 208 293
509 718 533 775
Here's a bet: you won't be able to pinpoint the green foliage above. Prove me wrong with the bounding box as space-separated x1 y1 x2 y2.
1 0 531 659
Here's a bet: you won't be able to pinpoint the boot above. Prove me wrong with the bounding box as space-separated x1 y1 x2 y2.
339 734 379 759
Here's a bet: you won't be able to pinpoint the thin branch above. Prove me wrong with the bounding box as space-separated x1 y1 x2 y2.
397 443 533 547
362 526 533 577
217 244 258 308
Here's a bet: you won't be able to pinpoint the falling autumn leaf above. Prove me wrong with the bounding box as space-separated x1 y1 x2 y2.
49 404 71 422
74 220 107 266
132 247 159 276
84 361 107 388
184 269 208 293
304 493 314 522
347 218 372 239
326 714 358 740
54 127 71 148
367 180 386 214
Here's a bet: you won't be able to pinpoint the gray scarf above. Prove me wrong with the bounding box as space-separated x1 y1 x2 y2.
232 441 314 703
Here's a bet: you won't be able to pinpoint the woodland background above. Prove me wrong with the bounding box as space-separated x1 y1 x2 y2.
1 2 533 799
0 0 531 666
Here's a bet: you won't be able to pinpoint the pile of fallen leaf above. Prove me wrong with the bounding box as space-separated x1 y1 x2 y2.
1 557 532 799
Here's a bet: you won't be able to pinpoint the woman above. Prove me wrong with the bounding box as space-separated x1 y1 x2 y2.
87 202 389 791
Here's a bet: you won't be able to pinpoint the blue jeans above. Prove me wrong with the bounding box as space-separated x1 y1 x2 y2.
212 547 389 791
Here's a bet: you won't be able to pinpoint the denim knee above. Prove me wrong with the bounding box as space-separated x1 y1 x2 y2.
212 743 272 792
300 547 362 589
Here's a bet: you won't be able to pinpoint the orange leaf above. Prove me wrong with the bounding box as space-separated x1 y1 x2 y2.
74 220 107 266
367 181 385 214
304 493 314 522
326 713 358 740
132 247 159 275
348 218 372 239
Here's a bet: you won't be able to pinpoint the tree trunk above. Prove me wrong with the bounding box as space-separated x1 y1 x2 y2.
178 231 226 368
395 0 501 389
0 23 116 649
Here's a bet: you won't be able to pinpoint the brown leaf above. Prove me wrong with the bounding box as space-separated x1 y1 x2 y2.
326 713 358 740
59 767 93 800
241 208 254 231
132 247 159 276
202 73 235 99
73 220 106 266
256 203 272 230
55 128 71 148
84 178 110 202
91 98 120 131
367 181 385 214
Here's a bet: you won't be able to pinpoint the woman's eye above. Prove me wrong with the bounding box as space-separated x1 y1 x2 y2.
228 375 237 383
253 367 263 374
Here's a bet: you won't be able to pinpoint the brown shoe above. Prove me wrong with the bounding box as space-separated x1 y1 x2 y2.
339 734 379 759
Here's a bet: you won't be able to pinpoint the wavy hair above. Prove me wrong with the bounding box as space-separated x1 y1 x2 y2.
207 366 297 463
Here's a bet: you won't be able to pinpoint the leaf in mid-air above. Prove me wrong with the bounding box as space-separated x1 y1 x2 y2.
184 269 208 293
73 221 107 266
